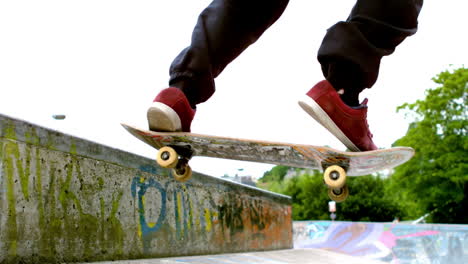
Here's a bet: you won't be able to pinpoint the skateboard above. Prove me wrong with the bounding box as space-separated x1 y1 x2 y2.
122 123 414 202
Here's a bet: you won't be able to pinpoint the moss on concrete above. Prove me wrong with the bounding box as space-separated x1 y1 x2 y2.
0 115 292 263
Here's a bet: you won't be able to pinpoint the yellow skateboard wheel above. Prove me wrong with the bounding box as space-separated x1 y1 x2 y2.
172 164 192 182
324 165 346 189
156 146 178 168
328 185 349 203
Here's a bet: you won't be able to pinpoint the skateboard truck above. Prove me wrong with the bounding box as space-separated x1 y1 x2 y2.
323 165 349 202
156 146 193 182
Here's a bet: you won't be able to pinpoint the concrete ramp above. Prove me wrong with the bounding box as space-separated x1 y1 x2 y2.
0 114 292 263
294 221 468 264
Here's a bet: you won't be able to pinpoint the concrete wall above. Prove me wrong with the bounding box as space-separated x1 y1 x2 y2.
294 221 468 264
0 114 292 264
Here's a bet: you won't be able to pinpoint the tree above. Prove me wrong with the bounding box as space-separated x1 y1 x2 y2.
389 67 467 223
282 171 330 220
339 175 402 222
258 165 290 183
256 165 292 193
258 168 402 221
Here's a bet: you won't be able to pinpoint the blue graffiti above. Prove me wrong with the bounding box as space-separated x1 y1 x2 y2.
131 177 167 236
132 165 219 252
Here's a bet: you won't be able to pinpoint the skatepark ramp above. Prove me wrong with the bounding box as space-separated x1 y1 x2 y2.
294 221 468 264
0 114 292 263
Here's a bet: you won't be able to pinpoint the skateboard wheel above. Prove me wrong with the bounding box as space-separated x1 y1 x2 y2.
328 185 349 203
156 146 178 168
172 163 192 182
324 165 346 189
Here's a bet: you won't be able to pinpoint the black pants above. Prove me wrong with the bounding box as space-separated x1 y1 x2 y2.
169 0 423 107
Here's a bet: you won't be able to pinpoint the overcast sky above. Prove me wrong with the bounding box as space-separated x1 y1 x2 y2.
1 1 467 178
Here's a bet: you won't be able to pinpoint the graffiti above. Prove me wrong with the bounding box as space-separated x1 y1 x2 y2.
131 177 167 237
0 125 126 262
294 221 468 264
217 196 245 237
248 200 267 232
131 168 221 249
132 167 292 253
0 116 293 263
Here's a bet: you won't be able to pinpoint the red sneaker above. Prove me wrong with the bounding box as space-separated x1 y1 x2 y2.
298 80 378 151
147 87 195 132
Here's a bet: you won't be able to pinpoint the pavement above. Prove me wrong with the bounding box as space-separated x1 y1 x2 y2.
92 249 385 264
90 221 468 264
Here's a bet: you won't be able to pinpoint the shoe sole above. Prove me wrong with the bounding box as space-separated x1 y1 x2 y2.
147 102 182 132
298 96 361 152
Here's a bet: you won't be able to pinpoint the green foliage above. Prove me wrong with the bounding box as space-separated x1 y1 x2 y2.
390 67 467 223
282 171 330 220
258 168 402 222
339 175 402 222
258 165 290 183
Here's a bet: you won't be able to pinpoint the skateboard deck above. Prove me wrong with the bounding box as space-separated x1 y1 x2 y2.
122 123 414 202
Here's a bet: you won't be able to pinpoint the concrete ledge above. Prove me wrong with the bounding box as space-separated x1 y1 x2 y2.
0 114 292 263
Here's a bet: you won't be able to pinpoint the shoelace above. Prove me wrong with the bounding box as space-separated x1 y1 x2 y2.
361 98 373 138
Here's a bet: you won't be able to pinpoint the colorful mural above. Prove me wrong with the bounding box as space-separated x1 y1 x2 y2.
294 221 468 264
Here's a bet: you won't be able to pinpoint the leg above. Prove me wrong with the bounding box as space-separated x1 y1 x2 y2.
169 0 289 107
149 0 288 132
318 0 424 106
299 0 423 151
